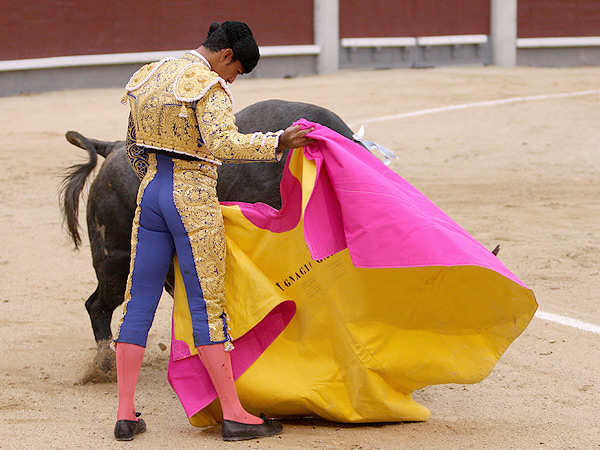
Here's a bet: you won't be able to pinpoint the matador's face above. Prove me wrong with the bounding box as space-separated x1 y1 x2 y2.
212 49 244 84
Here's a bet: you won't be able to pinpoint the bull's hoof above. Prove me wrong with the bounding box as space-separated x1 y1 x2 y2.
78 341 116 384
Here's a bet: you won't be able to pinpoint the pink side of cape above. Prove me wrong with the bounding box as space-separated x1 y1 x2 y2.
168 301 295 418
234 119 527 288
169 119 529 419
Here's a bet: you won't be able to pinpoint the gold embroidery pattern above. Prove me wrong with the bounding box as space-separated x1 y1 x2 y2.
174 63 233 105
172 159 229 343
197 87 282 164
125 60 162 91
114 154 158 343
125 113 149 180
125 53 280 164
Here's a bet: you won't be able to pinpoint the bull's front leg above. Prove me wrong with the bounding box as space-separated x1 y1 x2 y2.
85 287 114 344
81 286 118 382
81 247 131 380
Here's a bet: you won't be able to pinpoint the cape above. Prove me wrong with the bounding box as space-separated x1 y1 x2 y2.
167 119 538 425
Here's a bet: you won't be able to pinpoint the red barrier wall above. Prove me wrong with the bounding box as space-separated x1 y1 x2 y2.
339 0 490 38
518 0 600 38
2 1 599 62
339 0 600 39
0 0 313 61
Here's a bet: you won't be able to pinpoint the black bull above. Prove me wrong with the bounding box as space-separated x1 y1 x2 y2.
60 99 361 362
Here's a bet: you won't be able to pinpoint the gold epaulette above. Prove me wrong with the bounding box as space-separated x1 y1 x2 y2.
125 57 175 92
174 63 234 105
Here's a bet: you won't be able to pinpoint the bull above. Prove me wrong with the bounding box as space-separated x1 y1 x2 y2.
60 99 362 378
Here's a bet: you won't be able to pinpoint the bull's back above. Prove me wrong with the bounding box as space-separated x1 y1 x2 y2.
234 99 354 138
217 99 356 209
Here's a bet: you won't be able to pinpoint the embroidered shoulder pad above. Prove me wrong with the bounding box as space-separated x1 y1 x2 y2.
125 57 175 92
174 63 234 105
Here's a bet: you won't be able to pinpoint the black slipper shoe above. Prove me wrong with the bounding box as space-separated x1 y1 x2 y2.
221 414 283 441
114 412 146 441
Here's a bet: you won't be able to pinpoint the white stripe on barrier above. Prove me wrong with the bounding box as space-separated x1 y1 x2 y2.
0 45 321 72
417 34 488 46
518 36 600 48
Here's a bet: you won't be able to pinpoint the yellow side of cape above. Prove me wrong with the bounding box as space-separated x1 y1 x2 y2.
173 149 537 425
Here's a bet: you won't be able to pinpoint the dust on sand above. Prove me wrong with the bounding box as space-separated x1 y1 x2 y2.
0 66 599 449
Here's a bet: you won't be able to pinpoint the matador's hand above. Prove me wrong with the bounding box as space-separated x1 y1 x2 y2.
277 125 315 153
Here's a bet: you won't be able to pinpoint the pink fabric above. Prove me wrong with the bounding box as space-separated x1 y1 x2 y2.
234 119 527 288
168 301 295 418
169 119 530 419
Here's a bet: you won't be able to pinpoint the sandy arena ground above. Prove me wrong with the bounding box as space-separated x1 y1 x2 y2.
0 66 599 449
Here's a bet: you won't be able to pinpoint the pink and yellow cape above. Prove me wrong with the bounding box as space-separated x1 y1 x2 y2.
167 119 537 425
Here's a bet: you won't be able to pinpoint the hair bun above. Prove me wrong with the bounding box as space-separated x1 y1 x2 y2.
207 22 220 37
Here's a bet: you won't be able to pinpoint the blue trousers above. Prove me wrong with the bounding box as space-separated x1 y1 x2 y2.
114 153 230 348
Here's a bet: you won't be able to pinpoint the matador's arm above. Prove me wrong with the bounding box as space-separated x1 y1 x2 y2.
195 86 283 164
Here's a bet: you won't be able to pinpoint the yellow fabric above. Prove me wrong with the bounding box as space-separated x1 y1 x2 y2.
173 149 537 425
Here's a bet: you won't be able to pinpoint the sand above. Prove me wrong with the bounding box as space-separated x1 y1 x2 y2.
0 65 599 449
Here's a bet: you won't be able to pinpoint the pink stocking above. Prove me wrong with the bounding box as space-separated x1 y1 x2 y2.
116 342 145 421
196 343 262 424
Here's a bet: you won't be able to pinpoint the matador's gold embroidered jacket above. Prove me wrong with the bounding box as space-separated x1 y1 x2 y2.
123 51 282 179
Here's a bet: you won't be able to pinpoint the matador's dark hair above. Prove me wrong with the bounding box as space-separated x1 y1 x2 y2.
202 21 260 74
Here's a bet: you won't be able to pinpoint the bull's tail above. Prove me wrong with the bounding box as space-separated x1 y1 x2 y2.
65 131 122 159
59 131 103 248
